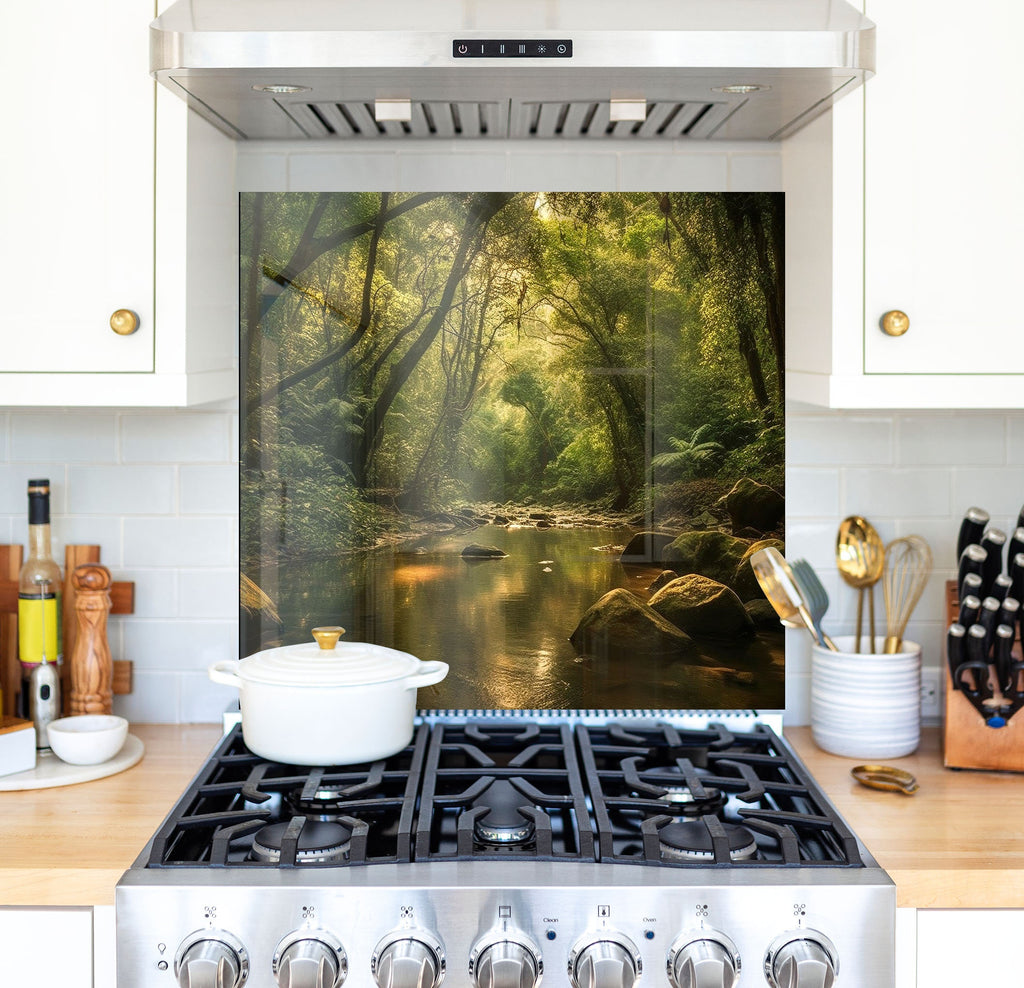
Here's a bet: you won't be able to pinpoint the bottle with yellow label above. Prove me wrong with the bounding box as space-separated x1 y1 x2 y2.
18 479 62 716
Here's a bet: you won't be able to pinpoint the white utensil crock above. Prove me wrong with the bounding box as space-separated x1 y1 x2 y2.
810 635 921 759
209 627 448 765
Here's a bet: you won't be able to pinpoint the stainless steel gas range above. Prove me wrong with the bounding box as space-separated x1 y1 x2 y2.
116 713 894 988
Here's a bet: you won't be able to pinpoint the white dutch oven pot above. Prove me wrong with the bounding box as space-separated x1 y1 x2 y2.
209 626 448 765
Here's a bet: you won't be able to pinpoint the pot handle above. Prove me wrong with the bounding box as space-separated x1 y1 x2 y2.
405 660 449 691
209 660 243 689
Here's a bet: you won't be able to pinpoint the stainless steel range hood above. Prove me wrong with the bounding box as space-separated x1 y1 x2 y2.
151 0 874 142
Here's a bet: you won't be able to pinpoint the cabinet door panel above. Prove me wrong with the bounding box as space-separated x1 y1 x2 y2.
863 0 1024 376
0 0 153 374
0 907 94 987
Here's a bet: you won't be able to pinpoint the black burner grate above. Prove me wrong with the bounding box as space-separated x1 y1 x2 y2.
143 719 862 869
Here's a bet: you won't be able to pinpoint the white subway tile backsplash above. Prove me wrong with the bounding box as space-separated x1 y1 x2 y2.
784 468 840 517
618 153 728 191
124 517 235 567
121 412 231 463
52 517 123 566
950 467 1024 521
179 569 237 619
10 412 116 462
289 152 400 191
118 568 179 619
1008 416 1024 465
507 152 618 190
397 153 508 191
898 413 1006 465
113 670 181 724
179 671 240 723
236 151 288 190
728 154 783 191
842 468 951 518
181 465 239 515
68 465 176 515
123 619 237 672
0 465 66 514
787 415 892 466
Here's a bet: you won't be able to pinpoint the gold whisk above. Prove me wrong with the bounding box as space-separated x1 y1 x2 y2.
882 535 933 654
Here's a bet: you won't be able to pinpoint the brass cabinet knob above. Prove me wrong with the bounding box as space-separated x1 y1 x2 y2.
109 308 140 336
880 310 910 337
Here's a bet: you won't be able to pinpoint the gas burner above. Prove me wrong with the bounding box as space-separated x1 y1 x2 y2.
286 785 353 820
471 780 536 845
655 785 727 818
657 821 757 863
251 820 352 864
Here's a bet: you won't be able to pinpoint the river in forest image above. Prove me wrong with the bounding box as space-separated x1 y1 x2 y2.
256 523 785 711
240 190 786 712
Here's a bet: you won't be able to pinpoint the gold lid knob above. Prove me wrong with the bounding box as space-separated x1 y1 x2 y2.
880 310 910 337
311 626 345 650
110 309 140 336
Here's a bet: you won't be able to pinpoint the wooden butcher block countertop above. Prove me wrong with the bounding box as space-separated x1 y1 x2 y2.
1 725 1021 909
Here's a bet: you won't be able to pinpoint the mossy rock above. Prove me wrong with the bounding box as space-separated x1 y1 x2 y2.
725 478 784 536
662 531 752 586
649 574 755 639
570 588 694 657
647 569 680 593
745 598 783 630
732 538 785 602
460 543 508 558
620 531 679 565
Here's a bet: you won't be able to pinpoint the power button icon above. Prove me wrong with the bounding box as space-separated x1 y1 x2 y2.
458 44 468 54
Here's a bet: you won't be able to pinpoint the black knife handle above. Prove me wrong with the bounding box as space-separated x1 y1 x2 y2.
994 624 1016 695
998 596 1020 632
1008 527 1024 568
958 544 988 599
989 573 1014 604
965 625 993 695
977 596 1002 650
1011 552 1024 605
957 594 982 628
980 529 1008 587
957 507 990 561
947 623 967 689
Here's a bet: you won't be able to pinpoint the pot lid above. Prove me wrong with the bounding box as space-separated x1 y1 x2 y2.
239 627 424 687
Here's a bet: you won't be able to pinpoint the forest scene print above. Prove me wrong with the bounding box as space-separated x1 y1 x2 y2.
241 191 785 712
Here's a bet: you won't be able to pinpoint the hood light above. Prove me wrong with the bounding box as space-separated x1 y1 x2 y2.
712 84 771 95
252 84 311 94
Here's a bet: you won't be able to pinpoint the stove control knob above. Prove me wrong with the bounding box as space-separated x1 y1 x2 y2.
274 931 347 988
764 931 838 988
568 934 642 988
668 932 740 988
372 931 446 988
174 930 249 988
470 934 543 988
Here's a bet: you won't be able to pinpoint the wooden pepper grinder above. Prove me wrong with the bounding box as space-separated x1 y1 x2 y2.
69 564 113 715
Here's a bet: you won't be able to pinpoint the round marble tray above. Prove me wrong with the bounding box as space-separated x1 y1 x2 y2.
0 733 144 791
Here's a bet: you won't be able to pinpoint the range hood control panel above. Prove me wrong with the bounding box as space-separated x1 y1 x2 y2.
452 40 573 58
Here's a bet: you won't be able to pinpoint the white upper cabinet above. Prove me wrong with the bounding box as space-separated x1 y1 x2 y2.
785 0 1024 408
0 0 236 407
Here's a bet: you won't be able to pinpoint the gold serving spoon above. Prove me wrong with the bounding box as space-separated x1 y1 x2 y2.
836 516 885 653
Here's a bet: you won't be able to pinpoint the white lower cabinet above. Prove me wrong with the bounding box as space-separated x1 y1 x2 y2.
916 910 1023 986
0 906 94 987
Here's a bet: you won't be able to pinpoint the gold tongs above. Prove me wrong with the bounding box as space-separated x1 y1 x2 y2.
850 764 920 795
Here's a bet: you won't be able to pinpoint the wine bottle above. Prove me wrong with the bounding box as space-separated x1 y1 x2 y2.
18 479 62 720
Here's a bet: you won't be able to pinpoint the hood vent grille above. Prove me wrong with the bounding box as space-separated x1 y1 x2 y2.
279 99 735 140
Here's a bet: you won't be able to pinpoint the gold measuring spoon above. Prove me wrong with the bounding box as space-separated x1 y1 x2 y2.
836 516 885 653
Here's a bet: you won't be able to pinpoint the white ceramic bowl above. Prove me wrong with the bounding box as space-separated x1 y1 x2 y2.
47 715 128 765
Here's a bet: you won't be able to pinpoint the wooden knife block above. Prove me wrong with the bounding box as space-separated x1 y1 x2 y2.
943 580 1024 772
0 544 134 718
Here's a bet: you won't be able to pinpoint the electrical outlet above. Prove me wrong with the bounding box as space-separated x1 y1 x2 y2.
920 667 942 720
